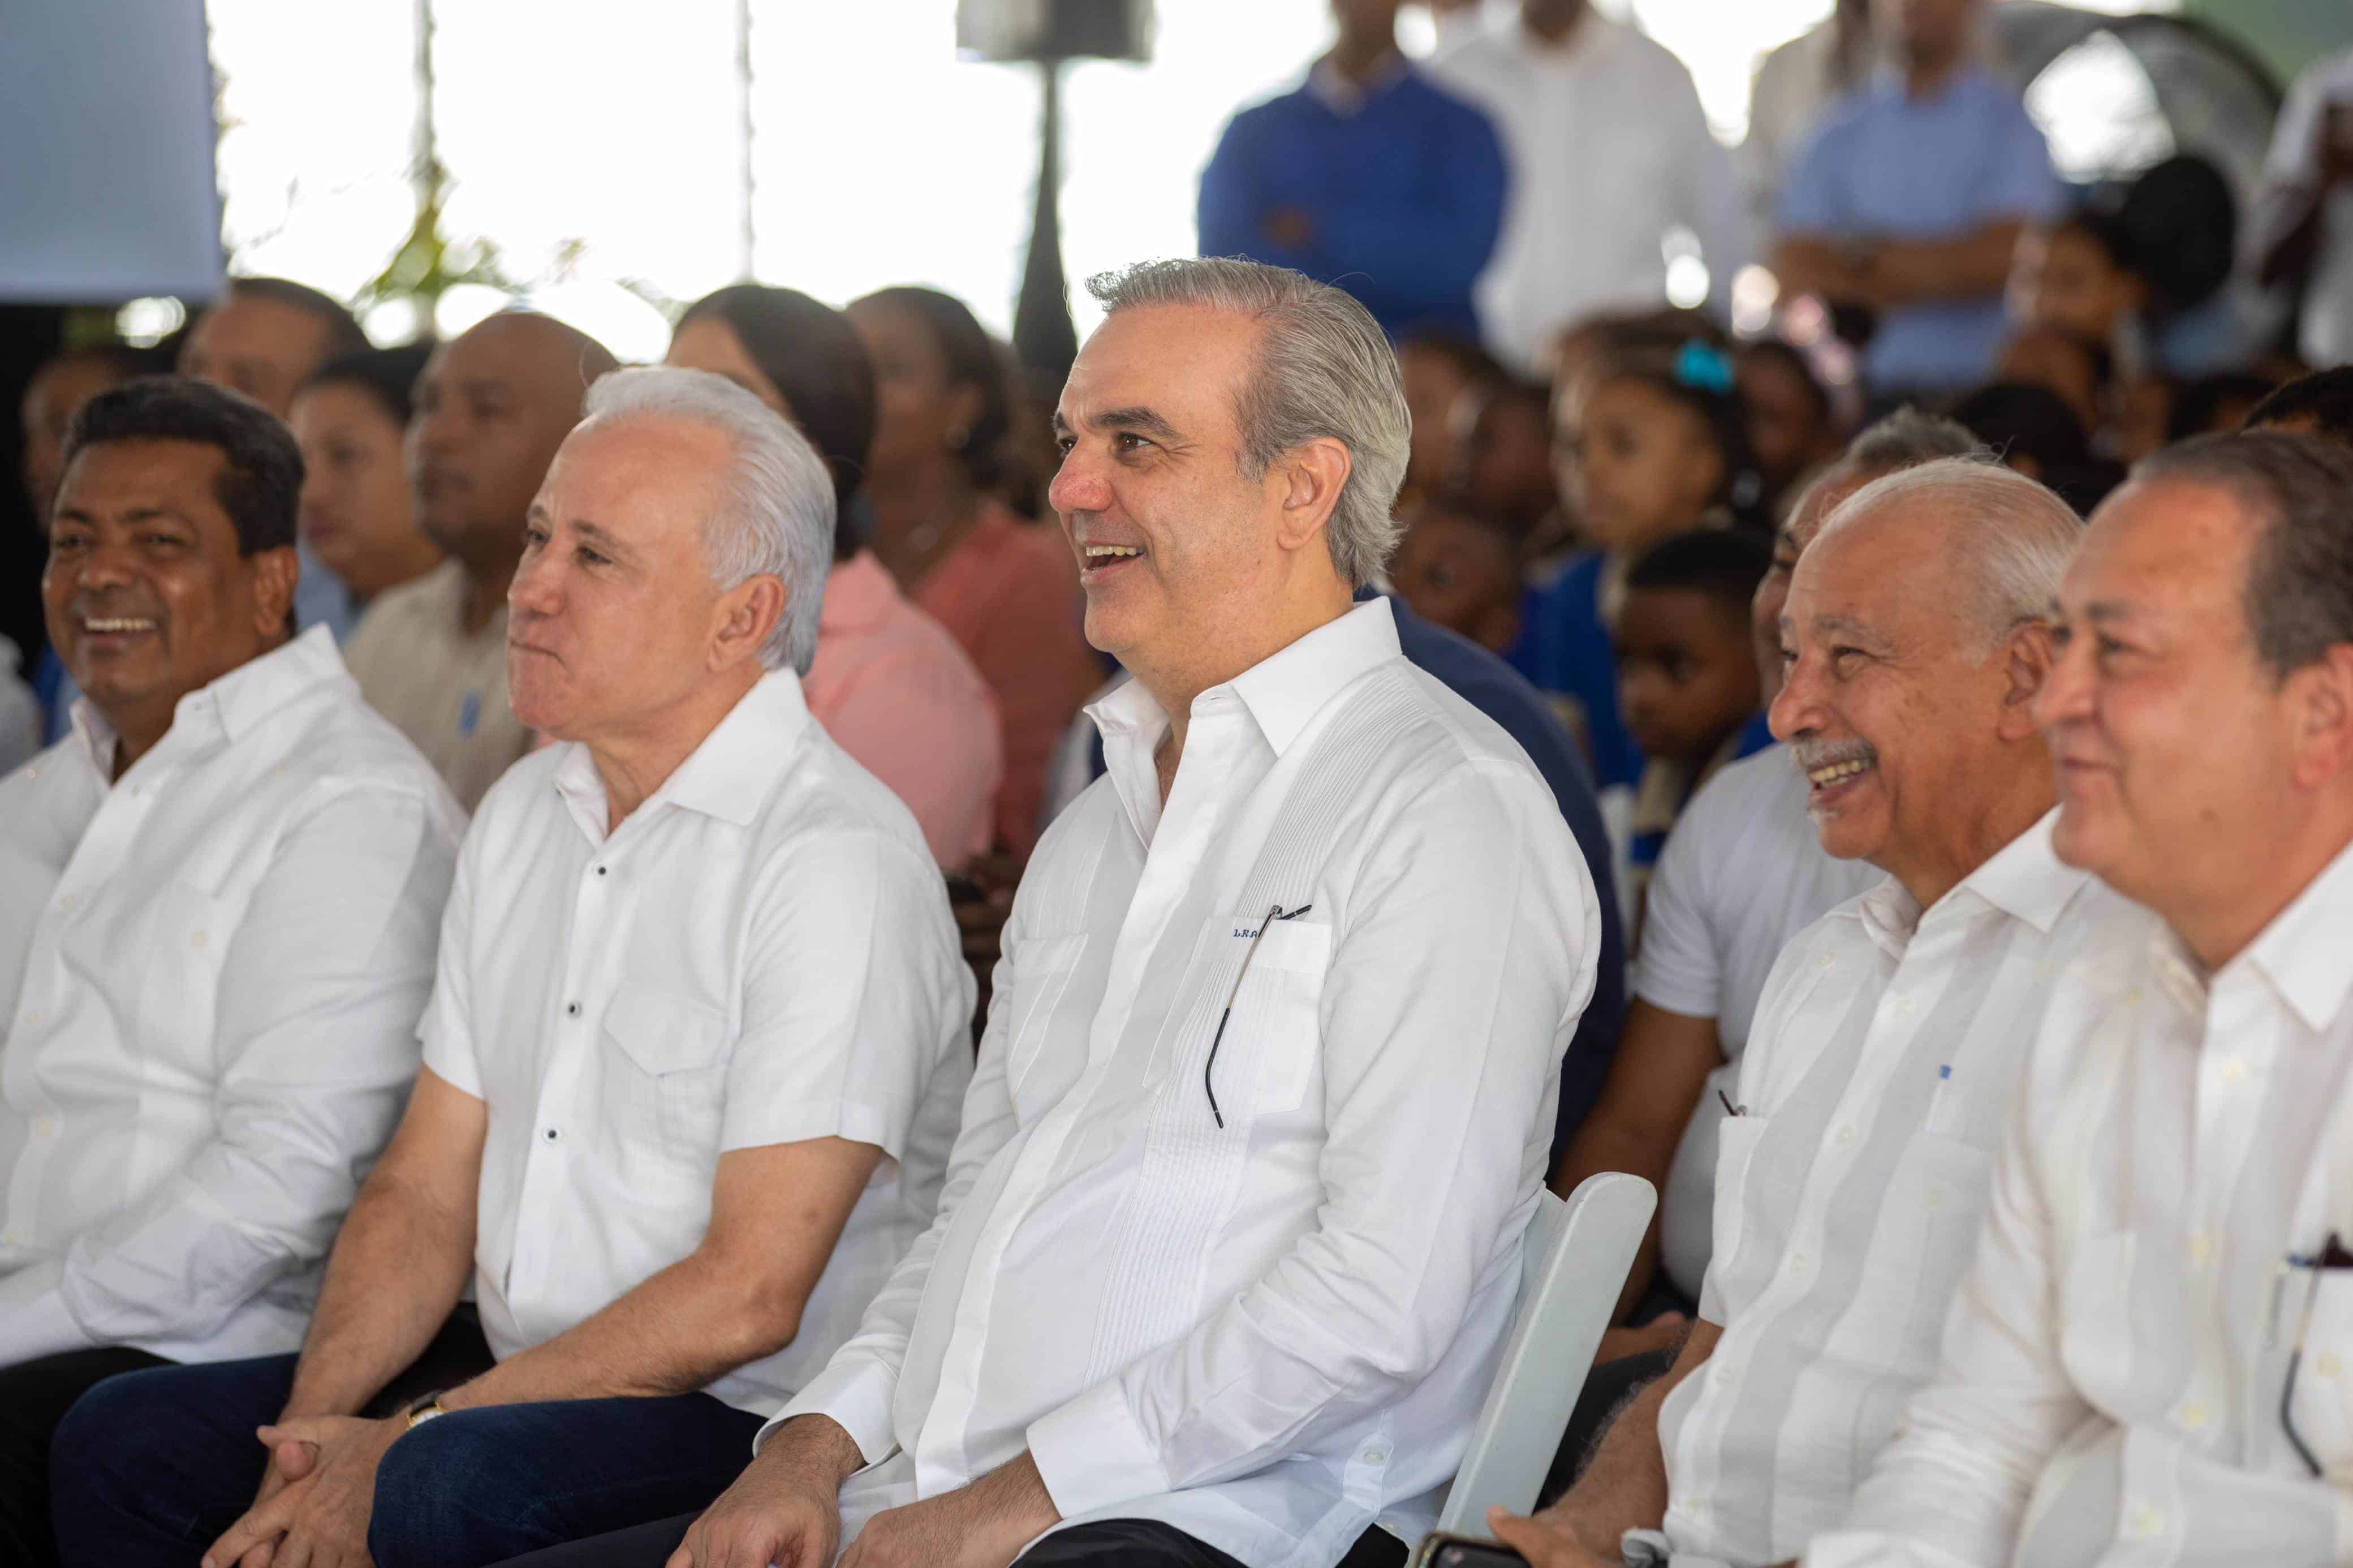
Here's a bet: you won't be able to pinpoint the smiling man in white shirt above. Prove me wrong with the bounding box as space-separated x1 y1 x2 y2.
1807 431 2353 1568
559 257 1600 1568
48 368 973 1568
1491 458 2125 1568
0 377 462 1565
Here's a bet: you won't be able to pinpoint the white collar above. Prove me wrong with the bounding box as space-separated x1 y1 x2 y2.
69 624 346 781
550 667 816 842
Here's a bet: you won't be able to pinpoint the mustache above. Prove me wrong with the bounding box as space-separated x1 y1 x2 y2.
1791 738 1877 773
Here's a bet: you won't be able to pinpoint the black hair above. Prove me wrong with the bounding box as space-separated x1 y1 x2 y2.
2167 372 2279 445
1588 342 1764 526
1949 381 2123 516
222 276 370 359
39 342 170 386
1623 527 1773 626
2116 157 2237 317
1398 329 1508 389
2136 431 2353 682
296 339 436 431
678 285 877 559
851 285 1014 492
2243 368 2353 449
61 376 303 556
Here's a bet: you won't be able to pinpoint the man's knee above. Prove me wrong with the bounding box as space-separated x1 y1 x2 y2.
370 1414 537 1568
51 1358 291 1539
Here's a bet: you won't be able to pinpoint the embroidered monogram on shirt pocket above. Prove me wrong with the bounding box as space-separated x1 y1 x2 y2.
1207 912 1331 1119
603 985 730 1160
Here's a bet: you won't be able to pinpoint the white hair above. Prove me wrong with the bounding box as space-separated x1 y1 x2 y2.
1819 457 2083 660
1087 257 1410 586
579 366 835 674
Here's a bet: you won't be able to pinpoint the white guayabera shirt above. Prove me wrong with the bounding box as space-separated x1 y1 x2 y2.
420 670 973 1416
1807 838 2353 1568
1648 814 2127 1568
0 627 462 1362
769 600 1601 1567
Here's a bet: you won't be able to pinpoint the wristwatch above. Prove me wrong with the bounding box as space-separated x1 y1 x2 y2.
404 1390 449 1431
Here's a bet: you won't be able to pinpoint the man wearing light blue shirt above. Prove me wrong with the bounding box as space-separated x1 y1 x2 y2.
1770 0 2063 397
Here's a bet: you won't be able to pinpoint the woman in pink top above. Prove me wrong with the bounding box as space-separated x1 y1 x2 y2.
666 285 1001 869
849 286 1101 857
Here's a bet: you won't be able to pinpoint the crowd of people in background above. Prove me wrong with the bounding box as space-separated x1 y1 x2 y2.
5 0 2353 1565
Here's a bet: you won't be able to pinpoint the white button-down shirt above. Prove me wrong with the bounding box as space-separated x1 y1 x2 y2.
1807 836 2353 1568
1651 814 2122 1567
1428 10 1747 374
0 627 461 1363
770 600 1599 1566
421 669 972 1417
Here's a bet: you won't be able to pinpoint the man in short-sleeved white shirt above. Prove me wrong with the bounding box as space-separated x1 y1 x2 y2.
54 369 972 1568
1494 459 2104 1568
0 378 460 1565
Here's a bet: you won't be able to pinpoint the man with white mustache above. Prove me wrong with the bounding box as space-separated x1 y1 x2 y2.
1490 458 2132 1568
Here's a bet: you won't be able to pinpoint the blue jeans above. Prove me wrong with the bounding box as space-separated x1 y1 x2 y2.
49 1353 765 1568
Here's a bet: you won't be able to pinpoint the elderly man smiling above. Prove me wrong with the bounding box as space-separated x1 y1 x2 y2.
516 256 1601 1568
49 369 974 1568
1492 458 2132 1568
1807 432 2353 1568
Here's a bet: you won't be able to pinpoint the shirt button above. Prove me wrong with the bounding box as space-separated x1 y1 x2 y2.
2130 1506 2162 1537
2317 1351 2343 1379
23 1011 41 1029
1834 1125 1857 1146
1 1227 25 1247
191 931 208 949
594 865 609 878
2179 1403 2208 1429
2218 1057 2248 1086
56 893 75 911
1817 950 1835 969
32 1115 58 1139
1893 994 1915 1018
1924 1185 1945 1208
1789 1252 1809 1273
1361 1447 1386 1465
543 1127 560 1142
565 1002 581 1018
2188 1232 2214 1267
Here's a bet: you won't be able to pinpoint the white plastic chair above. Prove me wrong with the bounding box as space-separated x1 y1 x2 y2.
1436 1171 1659 1534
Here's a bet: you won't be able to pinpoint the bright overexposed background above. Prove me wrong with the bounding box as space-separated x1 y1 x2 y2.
199 0 2182 359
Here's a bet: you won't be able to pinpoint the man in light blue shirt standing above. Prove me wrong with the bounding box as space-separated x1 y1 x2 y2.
1770 0 2063 397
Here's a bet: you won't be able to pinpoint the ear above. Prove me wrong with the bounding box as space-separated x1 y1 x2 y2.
1272 436 1353 561
249 546 300 641
2287 643 2353 790
1995 620 2057 743
710 571 787 675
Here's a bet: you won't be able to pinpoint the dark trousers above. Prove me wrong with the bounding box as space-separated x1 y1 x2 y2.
494 1513 1412 1568
0 1345 173 1567
50 1312 766 1568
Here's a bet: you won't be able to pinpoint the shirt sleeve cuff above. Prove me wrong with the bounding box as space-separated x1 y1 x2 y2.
759 1360 900 1467
1025 1377 1169 1521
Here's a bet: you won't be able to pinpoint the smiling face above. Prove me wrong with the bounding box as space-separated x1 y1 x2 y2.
1770 501 2026 880
44 438 295 747
506 416 778 744
2036 477 2305 914
1049 303 1344 688
291 380 441 603
1556 375 1724 554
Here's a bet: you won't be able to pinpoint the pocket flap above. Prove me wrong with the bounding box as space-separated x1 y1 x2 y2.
602 985 729 1076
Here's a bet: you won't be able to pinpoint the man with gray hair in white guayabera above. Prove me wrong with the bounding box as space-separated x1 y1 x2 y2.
51 367 975 1568
557 255 1600 1568
1490 459 2137 1568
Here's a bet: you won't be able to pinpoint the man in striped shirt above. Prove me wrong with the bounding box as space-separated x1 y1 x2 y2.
1493 458 2130 1567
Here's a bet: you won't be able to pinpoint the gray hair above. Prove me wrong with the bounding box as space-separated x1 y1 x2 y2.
579 366 835 674
1087 257 1408 585
1844 406 1989 475
1821 456 2083 660
2136 430 2353 681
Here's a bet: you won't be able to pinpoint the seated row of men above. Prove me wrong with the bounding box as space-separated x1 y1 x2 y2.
0 257 2347 1568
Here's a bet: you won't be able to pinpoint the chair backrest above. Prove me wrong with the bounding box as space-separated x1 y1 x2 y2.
1436 1171 1658 1535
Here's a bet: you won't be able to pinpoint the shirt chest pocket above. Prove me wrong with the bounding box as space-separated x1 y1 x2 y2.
2286 1270 2353 1484
601 984 731 1177
1203 913 1331 1123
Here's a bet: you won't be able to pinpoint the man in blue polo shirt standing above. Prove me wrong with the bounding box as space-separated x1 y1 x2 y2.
1770 0 2063 398
1198 0 1508 342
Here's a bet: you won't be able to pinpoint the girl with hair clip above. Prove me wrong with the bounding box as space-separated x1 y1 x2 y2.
1512 338 1765 809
